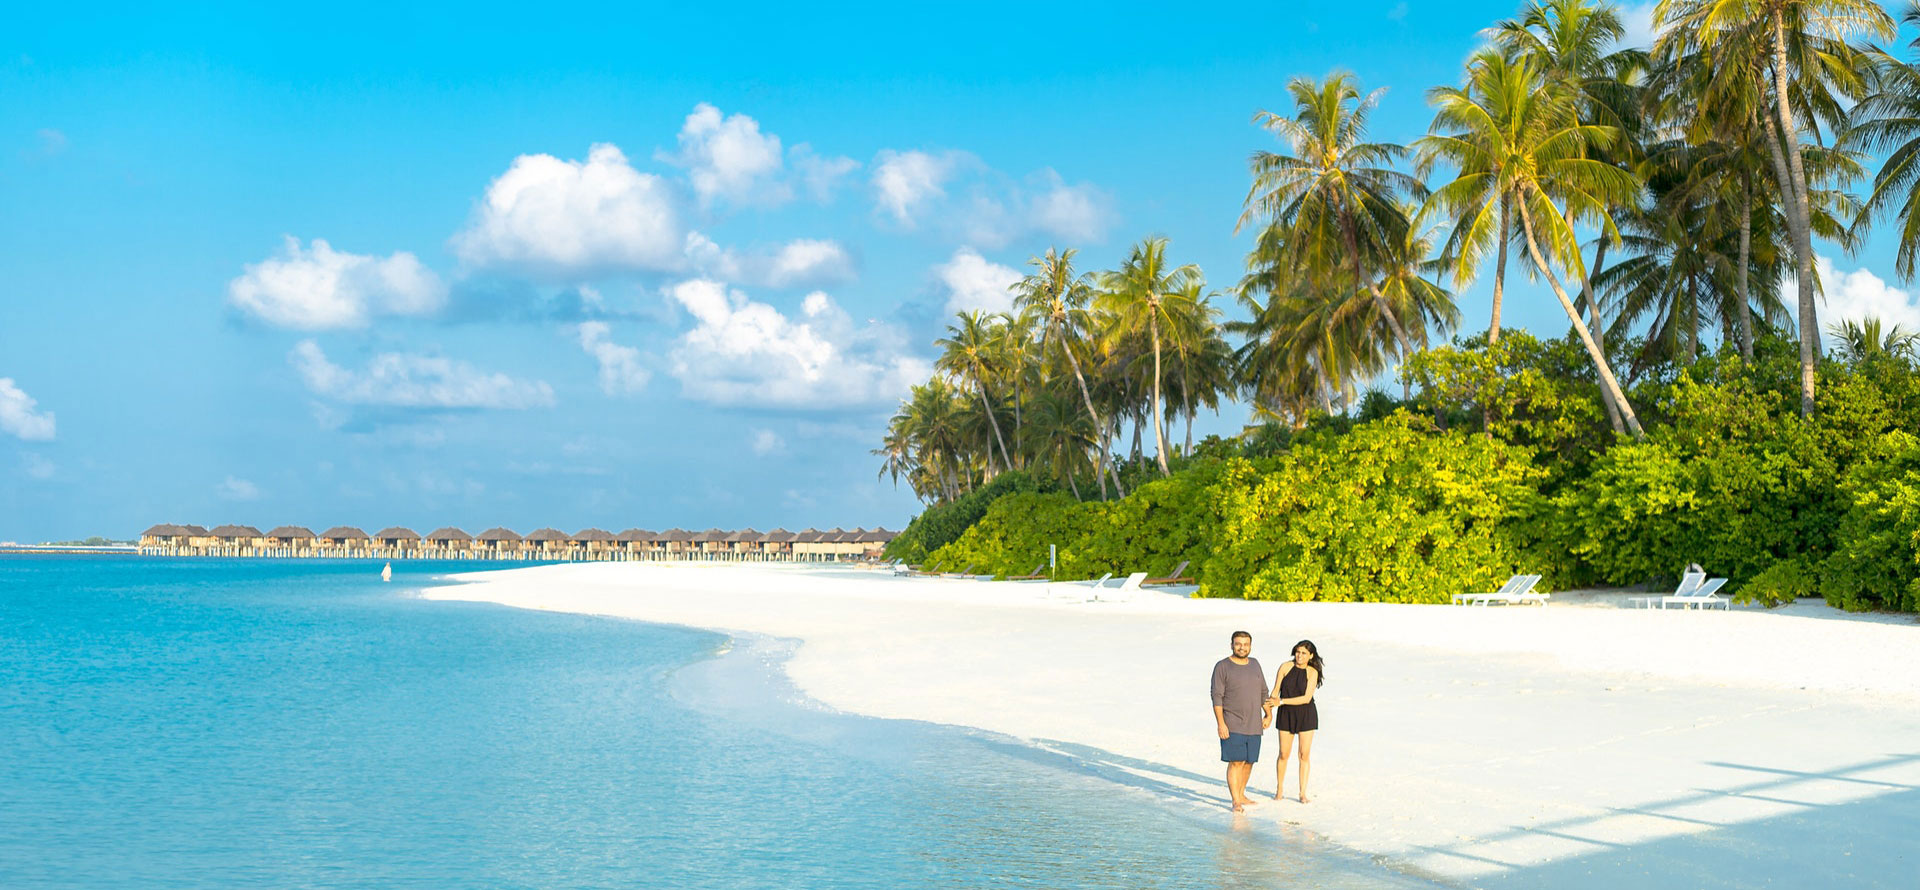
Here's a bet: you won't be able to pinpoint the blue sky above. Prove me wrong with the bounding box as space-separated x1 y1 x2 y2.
5 1 1920 541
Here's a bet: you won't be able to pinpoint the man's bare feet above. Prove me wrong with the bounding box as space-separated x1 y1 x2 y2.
1299 793 1311 803
1270 792 1284 801
1231 799 1246 812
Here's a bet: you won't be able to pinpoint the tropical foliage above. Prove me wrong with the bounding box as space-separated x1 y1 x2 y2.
879 0 1920 612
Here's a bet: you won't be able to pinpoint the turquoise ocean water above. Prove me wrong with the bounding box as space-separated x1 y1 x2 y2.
0 556 1435 888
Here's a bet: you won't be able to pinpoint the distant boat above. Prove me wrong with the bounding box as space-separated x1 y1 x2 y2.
381 562 392 583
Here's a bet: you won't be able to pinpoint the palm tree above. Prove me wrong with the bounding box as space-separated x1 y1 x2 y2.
1848 3 1920 281
1097 237 1201 477
1238 73 1427 388
1019 386 1098 499
1655 0 1893 415
1828 317 1920 362
1421 49 1648 438
1014 247 1124 498
934 311 1014 475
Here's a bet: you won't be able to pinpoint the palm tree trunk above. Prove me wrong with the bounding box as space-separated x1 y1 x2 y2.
1738 171 1755 360
1491 193 1510 344
1770 10 1819 417
1344 221 1416 400
1579 235 1624 435
1149 314 1170 476
1517 199 1645 439
1109 418 1128 496
1686 274 1698 361
1059 329 1117 498
977 385 1012 475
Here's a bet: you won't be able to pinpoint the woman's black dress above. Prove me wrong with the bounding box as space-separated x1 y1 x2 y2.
1274 665 1318 734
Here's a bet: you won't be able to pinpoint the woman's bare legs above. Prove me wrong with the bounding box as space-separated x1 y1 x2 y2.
1297 730 1315 802
1272 731 1294 800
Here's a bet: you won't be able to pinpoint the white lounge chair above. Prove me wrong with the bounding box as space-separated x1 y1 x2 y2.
1454 574 1543 606
1453 574 1526 605
1630 571 1705 609
1088 572 1150 603
1660 576 1729 610
1046 572 1112 601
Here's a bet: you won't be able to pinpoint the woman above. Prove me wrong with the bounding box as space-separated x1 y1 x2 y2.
1267 639 1323 802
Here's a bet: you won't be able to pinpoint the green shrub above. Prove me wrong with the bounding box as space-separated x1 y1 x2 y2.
1204 413 1546 603
922 491 1096 578
1822 431 1920 612
884 471 1048 564
1736 558 1820 608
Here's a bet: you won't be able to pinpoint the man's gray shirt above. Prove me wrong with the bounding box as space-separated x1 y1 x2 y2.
1210 657 1267 736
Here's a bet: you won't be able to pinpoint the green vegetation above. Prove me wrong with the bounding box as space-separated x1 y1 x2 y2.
882 0 1920 611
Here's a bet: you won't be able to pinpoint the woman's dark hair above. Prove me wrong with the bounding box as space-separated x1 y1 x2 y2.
1292 640 1325 687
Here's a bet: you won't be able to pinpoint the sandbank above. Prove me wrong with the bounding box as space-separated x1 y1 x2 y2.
424 562 1920 888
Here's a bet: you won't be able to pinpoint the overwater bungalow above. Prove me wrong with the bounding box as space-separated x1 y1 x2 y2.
140 523 194 552
725 528 762 558
319 526 372 557
662 528 694 557
615 528 657 559
265 525 317 557
694 528 729 558
572 528 616 559
375 527 421 558
761 528 795 558
790 528 823 560
209 525 265 556
475 527 523 558
525 527 569 557
425 527 472 558
182 524 215 550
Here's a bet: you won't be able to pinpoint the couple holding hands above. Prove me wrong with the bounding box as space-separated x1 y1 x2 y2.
1209 631 1324 812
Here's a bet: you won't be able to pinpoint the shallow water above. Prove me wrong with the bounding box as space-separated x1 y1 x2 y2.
0 556 1434 888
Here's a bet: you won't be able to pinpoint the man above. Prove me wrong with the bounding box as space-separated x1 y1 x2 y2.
1210 630 1271 811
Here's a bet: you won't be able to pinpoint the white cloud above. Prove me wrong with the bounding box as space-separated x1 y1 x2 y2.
216 476 260 501
452 143 683 278
577 322 651 395
685 233 856 288
22 454 54 480
792 146 859 201
750 429 785 454
659 103 788 207
1618 3 1659 49
934 247 1022 316
229 237 445 331
872 149 964 225
1815 257 1920 345
0 378 55 440
1027 170 1116 244
290 340 555 409
870 151 1115 247
664 279 932 409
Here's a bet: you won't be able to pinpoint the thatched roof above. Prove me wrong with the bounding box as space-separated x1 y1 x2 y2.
725 528 765 543
475 527 521 542
615 528 657 543
320 526 370 540
375 527 420 541
266 526 316 539
663 528 695 542
525 527 568 542
181 524 210 535
695 528 728 543
143 523 189 537
210 525 264 539
789 528 818 543
825 527 850 543
763 528 796 542
425 527 471 542
856 528 892 543
572 528 616 543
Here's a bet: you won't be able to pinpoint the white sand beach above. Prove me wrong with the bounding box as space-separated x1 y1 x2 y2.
425 563 1920 888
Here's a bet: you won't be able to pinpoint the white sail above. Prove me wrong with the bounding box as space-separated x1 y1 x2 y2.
381 562 392 582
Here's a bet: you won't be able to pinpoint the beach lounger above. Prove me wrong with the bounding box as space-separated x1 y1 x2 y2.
1660 576 1729 610
940 563 977 578
1006 564 1048 581
1141 560 1192 587
1088 572 1150 603
1629 571 1705 609
1046 572 1111 600
1453 574 1541 606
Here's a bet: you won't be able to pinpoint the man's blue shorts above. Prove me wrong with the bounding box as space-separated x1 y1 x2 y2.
1220 732 1262 763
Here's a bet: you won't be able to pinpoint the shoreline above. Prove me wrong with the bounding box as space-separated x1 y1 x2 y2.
424 562 1920 888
